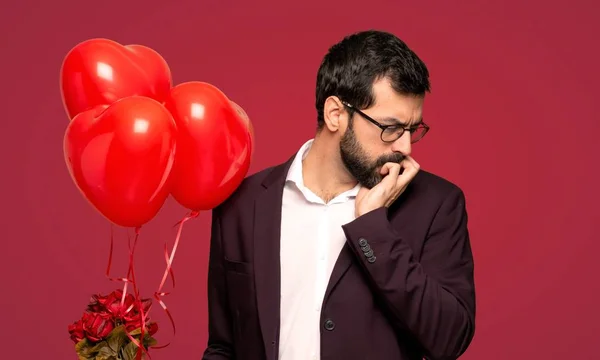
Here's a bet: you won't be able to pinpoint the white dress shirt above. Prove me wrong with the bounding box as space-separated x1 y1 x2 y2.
278 139 361 360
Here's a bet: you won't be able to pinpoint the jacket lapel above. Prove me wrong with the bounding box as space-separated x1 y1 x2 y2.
253 155 294 360
323 244 353 305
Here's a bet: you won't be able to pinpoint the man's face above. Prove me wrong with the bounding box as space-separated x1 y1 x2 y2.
339 79 424 189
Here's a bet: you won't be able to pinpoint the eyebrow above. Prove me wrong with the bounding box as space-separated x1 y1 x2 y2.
377 116 423 127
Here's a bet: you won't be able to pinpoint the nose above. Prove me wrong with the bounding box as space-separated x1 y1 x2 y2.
390 131 412 157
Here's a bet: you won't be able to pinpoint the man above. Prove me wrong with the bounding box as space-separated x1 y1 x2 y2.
202 30 476 360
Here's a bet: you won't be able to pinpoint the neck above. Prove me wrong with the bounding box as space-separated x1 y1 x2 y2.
301 132 358 202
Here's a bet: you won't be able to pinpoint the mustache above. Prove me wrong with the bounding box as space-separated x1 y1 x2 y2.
374 152 406 168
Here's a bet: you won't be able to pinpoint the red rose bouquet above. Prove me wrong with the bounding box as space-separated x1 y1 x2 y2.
68 289 158 360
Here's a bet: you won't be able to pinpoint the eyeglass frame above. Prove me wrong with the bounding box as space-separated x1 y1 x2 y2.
340 101 430 144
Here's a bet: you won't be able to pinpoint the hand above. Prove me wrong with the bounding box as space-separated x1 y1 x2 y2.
355 156 420 217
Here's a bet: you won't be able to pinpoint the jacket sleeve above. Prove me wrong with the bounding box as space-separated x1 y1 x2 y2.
202 207 235 359
341 187 476 360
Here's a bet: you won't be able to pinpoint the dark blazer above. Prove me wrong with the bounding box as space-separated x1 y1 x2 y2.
202 154 476 360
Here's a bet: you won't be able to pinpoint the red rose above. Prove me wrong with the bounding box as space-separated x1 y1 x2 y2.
82 312 114 342
124 311 152 333
87 293 111 315
95 289 140 320
68 318 85 343
126 319 159 336
146 322 159 336
70 288 158 345
123 297 151 319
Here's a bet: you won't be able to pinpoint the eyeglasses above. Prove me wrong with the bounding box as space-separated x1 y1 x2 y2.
342 101 430 144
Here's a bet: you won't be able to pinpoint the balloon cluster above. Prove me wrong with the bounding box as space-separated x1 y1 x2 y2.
60 38 254 228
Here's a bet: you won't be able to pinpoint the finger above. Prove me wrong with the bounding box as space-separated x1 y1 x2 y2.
379 162 402 176
379 162 392 175
380 162 402 177
403 156 420 177
396 158 420 188
380 163 402 190
403 155 420 170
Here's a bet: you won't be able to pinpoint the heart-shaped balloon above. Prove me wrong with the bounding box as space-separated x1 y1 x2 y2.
60 38 172 120
64 96 177 228
163 82 253 211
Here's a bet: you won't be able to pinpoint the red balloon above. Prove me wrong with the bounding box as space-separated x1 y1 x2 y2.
60 38 172 120
163 82 253 211
64 96 177 228
230 100 255 140
230 100 256 162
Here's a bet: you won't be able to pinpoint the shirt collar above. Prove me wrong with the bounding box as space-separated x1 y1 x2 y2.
286 139 361 201
286 139 312 187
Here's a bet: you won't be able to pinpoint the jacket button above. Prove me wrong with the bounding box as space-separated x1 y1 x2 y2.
324 319 335 331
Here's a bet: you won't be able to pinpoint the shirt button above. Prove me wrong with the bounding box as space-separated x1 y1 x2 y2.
324 319 335 331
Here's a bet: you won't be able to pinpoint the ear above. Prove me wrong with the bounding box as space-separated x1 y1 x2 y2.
323 96 345 132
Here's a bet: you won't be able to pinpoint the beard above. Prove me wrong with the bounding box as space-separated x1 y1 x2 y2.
339 123 405 189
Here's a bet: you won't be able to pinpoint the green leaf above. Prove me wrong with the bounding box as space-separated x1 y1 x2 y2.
118 348 127 360
128 328 142 336
109 325 127 337
76 350 93 360
107 326 128 352
143 336 157 348
75 338 96 359
75 338 89 353
121 341 140 360
89 340 111 354
95 345 118 360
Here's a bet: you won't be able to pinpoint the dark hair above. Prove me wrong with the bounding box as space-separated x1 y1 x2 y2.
315 30 430 129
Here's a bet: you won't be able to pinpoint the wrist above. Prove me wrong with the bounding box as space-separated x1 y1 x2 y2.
356 204 385 218
344 207 396 248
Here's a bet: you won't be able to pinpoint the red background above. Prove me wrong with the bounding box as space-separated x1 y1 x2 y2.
1 0 598 359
